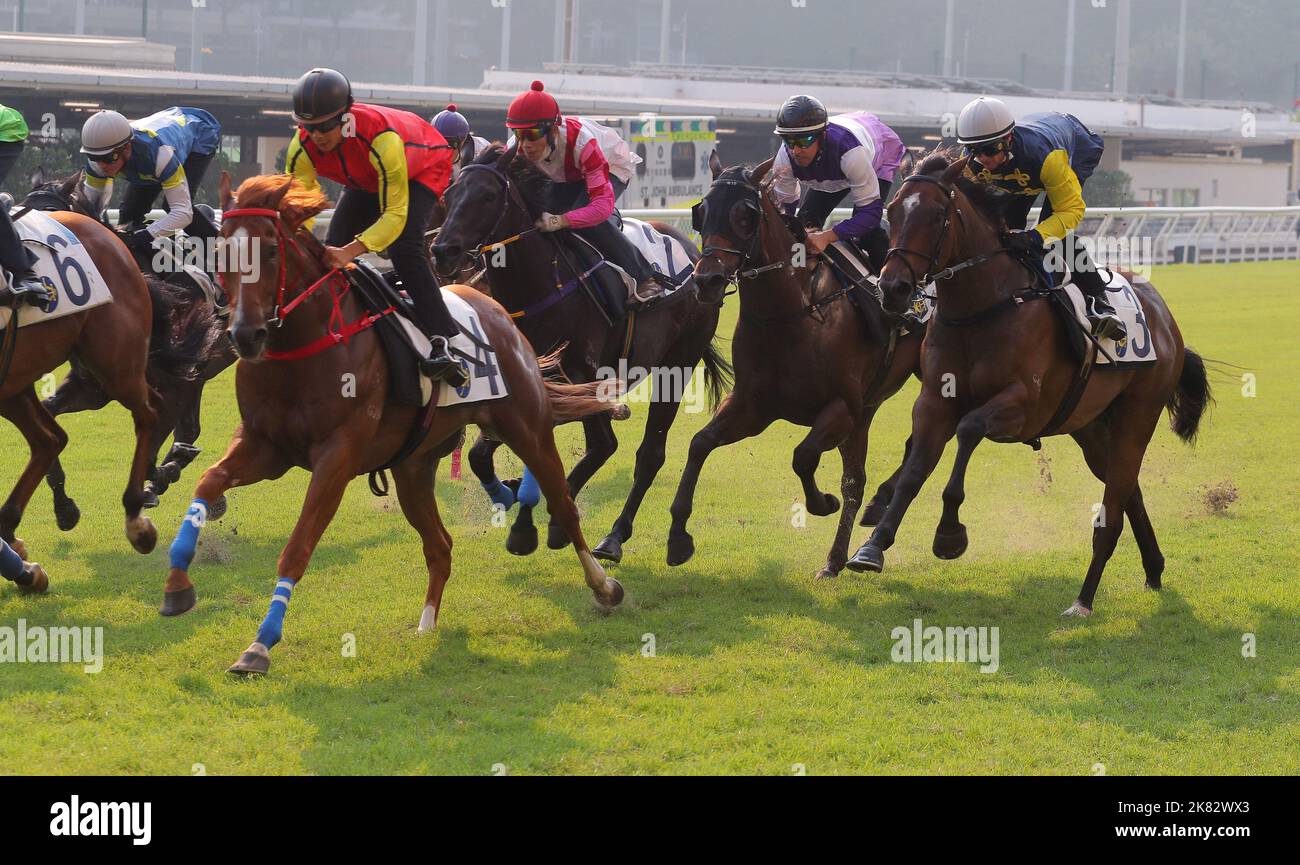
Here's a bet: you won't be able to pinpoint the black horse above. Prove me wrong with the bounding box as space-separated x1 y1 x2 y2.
432 145 732 562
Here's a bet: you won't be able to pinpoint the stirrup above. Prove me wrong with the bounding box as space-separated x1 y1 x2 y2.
420 335 468 387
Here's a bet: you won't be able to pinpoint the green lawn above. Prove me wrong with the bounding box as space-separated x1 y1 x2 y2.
1 260 1297 775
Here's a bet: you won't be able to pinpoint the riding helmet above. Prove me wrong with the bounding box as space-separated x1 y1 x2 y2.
433 104 471 141
774 95 829 135
292 67 353 124
956 96 1017 146
80 110 133 156
506 81 560 129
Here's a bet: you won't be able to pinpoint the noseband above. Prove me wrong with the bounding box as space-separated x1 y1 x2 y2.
883 172 1014 288
696 177 786 283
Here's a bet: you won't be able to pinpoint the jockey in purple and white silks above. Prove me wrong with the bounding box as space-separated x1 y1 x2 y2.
769 96 906 275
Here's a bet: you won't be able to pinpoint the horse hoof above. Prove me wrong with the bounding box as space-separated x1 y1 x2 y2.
845 543 884 573
611 404 632 421
159 586 196 617
506 525 538 557
1145 579 1162 591
1061 602 1092 618
599 577 625 610
546 523 570 550
209 496 228 522
127 517 157 554
54 501 81 532
141 488 160 510
19 563 49 595
666 532 695 567
859 500 887 527
417 604 437 633
932 523 969 560
808 493 840 518
11 538 28 561
815 563 842 580
227 644 271 677
592 534 623 564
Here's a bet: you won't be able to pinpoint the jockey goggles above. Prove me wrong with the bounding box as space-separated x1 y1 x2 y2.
513 122 553 142
781 132 820 150
90 146 127 165
299 114 346 134
966 139 1008 158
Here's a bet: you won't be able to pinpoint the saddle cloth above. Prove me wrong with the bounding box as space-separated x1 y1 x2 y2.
620 216 694 302
823 240 934 330
1059 270 1158 367
0 210 113 329
348 262 509 408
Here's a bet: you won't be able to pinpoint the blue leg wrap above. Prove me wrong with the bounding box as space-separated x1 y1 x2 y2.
168 499 209 571
482 478 516 510
518 468 541 508
0 539 25 583
254 578 294 650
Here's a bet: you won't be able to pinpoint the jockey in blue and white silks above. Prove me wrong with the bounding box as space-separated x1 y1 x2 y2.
769 96 907 272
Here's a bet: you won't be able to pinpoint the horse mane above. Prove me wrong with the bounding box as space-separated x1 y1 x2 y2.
233 174 330 232
911 147 1010 228
472 143 551 215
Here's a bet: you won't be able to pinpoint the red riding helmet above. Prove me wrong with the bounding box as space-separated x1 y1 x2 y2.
506 80 560 129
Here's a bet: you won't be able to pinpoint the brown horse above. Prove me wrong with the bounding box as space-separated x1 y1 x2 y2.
0 209 163 592
846 154 1211 615
160 173 624 676
669 153 922 578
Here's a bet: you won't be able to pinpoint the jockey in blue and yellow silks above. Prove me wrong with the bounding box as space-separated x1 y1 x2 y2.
956 96 1125 340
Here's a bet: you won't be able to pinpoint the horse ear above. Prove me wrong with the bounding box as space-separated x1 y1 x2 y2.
750 156 775 185
459 136 476 167
29 165 44 190
270 174 295 209
941 155 970 185
58 171 79 198
709 149 723 180
219 170 234 211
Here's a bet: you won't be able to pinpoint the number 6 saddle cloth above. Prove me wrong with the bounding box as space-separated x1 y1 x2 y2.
0 210 113 330
1058 269 1159 368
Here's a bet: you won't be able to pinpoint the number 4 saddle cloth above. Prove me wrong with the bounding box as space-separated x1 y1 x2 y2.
1058 269 1159 368
1 210 113 329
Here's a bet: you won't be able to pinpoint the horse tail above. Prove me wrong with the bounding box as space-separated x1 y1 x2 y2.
544 378 624 424
146 278 222 381
700 339 734 413
1168 346 1212 444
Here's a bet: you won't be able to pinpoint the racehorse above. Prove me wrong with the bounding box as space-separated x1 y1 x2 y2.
162 173 625 676
0 203 167 591
670 153 922 578
846 153 1211 615
432 144 731 564
18 169 234 525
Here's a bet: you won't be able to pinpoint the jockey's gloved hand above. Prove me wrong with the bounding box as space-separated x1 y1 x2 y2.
126 228 156 256
999 229 1044 255
535 212 569 233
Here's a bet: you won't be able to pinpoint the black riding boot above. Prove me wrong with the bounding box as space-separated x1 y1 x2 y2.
1068 244 1126 341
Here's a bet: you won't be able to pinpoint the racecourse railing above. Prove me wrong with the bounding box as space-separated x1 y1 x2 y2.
122 205 1300 265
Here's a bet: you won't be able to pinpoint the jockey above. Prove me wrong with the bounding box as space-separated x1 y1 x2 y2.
285 67 465 386
957 96 1125 340
770 95 906 276
432 105 491 180
505 81 655 295
0 103 53 312
79 107 222 257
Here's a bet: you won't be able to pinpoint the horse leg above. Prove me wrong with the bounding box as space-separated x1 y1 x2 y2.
41 366 110 533
846 393 959 573
390 453 453 632
467 433 514 508
594 393 688 564
0 535 47 594
932 393 1027 560
161 429 287 616
228 442 357 676
793 400 854 517
546 413 618 550
0 389 69 561
667 395 773 567
1065 404 1162 616
818 416 870 579
861 435 911 526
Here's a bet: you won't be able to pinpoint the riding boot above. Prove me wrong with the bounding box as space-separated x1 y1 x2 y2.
1069 245 1126 341
419 334 469 388
1 261 56 313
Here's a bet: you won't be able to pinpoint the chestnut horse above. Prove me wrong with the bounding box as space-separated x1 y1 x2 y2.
0 209 162 593
161 174 624 676
846 154 1211 615
669 153 922 578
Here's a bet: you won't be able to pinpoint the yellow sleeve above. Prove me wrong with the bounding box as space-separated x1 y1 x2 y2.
1033 149 1086 245
357 130 409 252
285 135 321 231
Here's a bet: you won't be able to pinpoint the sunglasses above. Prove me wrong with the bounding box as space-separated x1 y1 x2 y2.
299 116 344 135
968 141 1006 158
90 149 125 165
782 133 820 150
514 124 552 142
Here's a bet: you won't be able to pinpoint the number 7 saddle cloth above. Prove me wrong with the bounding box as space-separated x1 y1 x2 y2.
0 210 113 330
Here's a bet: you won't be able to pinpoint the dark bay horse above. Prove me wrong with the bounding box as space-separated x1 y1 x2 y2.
847 154 1211 615
0 209 164 592
431 144 731 564
671 153 922 578
162 173 624 676
19 169 235 526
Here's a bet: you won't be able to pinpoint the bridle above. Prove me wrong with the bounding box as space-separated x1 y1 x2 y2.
882 173 1012 289
694 176 787 284
454 162 537 256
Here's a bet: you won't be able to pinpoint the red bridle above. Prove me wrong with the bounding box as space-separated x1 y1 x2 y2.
220 207 394 361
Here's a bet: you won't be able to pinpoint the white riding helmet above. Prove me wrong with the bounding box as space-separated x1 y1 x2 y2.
80 110 134 157
955 96 1016 147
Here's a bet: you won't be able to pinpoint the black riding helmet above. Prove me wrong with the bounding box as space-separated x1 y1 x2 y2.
292 67 353 123
774 95 829 136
